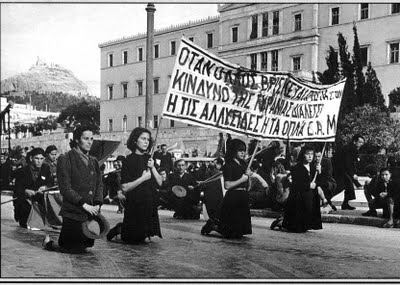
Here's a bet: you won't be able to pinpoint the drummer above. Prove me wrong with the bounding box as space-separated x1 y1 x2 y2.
14 147 53 229
169 159 201 220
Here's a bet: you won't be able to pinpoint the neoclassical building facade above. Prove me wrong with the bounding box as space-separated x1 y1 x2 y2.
99 3 400 155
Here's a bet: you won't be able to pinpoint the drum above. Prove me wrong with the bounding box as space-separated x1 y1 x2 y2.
171 185 187 198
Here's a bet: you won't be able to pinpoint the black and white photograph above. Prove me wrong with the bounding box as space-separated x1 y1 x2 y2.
1 1 400 282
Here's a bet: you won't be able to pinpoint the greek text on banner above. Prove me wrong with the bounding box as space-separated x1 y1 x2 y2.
162 37 346 142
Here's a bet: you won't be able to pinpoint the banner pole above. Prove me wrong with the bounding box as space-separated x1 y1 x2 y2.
247 140 260 171
150 116 163 157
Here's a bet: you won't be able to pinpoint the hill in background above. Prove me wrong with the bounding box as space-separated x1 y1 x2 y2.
1 58 99 112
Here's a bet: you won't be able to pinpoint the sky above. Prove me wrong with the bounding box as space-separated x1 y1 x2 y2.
1 3 220 96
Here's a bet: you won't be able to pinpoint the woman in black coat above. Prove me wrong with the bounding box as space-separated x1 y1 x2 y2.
43 125 103 252
271 145 322 233
14 147 52 228
107 127 162 244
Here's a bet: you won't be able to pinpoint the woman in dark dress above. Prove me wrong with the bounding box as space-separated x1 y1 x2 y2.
271 145 322 233
107 127 162 243
201 138 252 238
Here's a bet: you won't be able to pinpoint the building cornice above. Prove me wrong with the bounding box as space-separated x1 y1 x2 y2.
98 15 219 48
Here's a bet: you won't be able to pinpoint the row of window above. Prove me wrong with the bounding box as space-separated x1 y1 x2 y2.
107 115 176 132
107 76 168 99
106 42 399 100
107 34 214 67
245 4 400 43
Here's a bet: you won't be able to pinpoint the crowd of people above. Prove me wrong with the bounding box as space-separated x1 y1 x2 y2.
1 128 399 253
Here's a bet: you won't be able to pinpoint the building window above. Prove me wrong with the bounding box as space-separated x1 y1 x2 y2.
250 53 257 70
360 47 368 67
154 115 159 129
273 11 280 35
294 13 302 31
271 50 279 71
261 52 268 71
360 4 369 19
232 26 238 43
137 116 143 127
122 83 128 98
170 119 175 128
170 41 176 55
108 119 113 132
122 115 127 132
331 7 340 25
262 13 268 37
138 47 143 61
137 81 143 96
108 54 113 67
122 50 128 65
293 56 301 71
207 33 214 49
189 37 194 42
154 78 159 94
108 85 113 100
390 42 399 63
154 44 159 59
250 14 258 39
392 3 400 14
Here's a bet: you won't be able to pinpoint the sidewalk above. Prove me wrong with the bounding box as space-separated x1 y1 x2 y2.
251 189 390 228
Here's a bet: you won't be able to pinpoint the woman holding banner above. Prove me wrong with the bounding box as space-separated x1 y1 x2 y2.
107 127 163 244
201 138 252 238
271 145 322 232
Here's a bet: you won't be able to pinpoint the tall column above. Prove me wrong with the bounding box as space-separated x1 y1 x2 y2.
145 3 156 129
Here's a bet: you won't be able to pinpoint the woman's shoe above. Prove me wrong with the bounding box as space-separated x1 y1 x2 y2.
42 235 54 250
270 217 283 230
382 221 394 228
201 219 215 235
107 223 122 241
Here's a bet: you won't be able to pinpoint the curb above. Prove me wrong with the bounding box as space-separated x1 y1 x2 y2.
250 209 389 228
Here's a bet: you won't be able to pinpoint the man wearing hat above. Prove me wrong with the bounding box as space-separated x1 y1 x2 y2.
13 147 53 229
169 159 200 219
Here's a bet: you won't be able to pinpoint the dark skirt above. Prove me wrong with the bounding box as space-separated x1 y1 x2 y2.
218 190 252 238
121 197 162 244
283 189 322 233
58 217 94 250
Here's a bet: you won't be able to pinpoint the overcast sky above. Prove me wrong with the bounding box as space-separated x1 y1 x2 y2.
1 3 219 95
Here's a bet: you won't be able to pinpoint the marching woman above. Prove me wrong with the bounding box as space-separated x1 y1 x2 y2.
201 138 252 238
14 147 52 229
107 127 163 244
43 125 103 253
271 145 322 232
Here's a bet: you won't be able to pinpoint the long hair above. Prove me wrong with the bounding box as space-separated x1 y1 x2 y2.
126 127 153 153
225 138 246 163
69 125 94 149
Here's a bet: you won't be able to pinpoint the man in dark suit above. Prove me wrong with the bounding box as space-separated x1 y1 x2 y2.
153 144 174 174
14 148 53 228
333 134 365 210
313 147 337 211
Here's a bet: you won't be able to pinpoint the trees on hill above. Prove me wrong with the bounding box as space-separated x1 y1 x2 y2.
57 100 100 134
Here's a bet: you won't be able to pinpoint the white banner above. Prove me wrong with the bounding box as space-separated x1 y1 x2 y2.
162 37 346 142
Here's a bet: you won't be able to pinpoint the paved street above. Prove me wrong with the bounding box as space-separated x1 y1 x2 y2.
1 200 400 280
